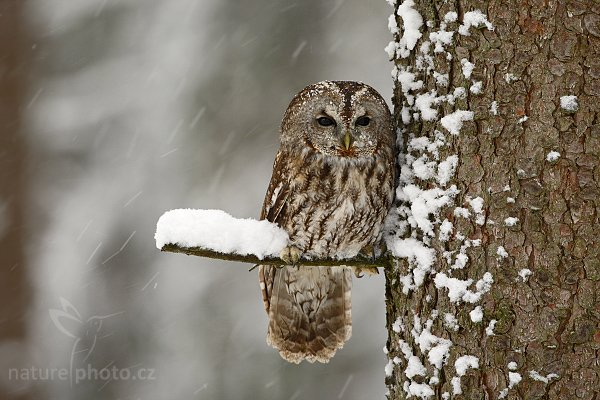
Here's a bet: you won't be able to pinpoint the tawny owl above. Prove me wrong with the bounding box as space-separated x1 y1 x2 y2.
259 81 396 363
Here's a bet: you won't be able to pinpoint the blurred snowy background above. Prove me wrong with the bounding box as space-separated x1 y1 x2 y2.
0 0 393 399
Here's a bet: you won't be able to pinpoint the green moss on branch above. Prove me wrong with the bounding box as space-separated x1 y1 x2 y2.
160 243 392 269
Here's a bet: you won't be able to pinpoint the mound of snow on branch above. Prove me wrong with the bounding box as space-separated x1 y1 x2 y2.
155 209 288 259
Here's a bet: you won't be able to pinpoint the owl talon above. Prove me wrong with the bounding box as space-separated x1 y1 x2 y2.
280 246 301 265
353 266 379 278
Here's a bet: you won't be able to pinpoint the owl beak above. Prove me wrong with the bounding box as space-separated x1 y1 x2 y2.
343 131 353 150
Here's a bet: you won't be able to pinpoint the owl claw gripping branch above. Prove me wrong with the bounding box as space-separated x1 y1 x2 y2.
279 246 301 265
258 81 396 364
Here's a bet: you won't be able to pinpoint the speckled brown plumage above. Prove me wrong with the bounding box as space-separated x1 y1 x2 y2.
259 81 396 363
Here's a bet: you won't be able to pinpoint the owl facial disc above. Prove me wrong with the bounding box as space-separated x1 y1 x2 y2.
280 81 393 160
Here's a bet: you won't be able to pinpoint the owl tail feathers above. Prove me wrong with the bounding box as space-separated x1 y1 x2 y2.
266 266 352 364
266 323 351 364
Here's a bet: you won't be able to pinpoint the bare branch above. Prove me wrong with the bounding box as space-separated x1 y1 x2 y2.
160 243 393 269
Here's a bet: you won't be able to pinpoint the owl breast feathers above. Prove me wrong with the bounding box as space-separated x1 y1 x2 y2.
258 81 396 363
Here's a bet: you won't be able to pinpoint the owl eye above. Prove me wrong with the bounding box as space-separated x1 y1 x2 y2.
317 117 335 127
356 116 370 126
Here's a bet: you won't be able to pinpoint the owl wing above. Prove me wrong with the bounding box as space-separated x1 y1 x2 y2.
260 150 289 223
259 150 290 313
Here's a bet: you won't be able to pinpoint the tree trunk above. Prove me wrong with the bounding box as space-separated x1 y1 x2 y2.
385 1 599 399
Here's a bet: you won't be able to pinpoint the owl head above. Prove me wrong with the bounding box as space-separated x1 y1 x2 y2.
280 81 394 159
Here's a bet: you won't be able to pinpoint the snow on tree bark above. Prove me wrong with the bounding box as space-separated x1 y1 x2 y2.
384 1 599 399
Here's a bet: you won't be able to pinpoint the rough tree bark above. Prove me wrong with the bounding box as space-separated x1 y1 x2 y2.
385 1 599 399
